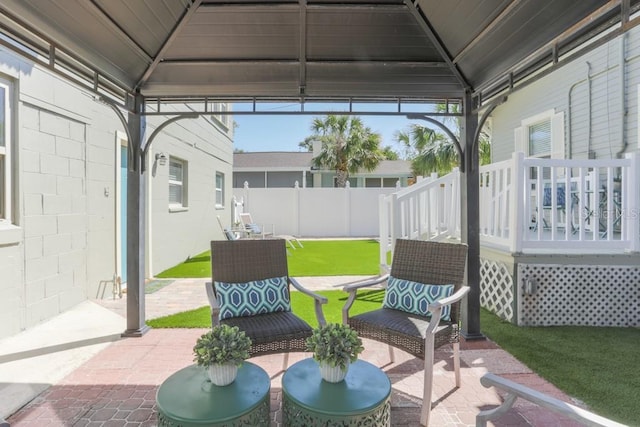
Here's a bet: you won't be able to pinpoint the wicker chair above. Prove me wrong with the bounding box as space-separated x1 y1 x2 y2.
206 239 327 369
342 239 470 426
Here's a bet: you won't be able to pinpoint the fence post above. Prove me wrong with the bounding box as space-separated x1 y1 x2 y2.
510 152 525 253
379 194 389 273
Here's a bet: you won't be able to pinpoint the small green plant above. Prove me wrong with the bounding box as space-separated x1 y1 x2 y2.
305 323 364 370
193 324 252 367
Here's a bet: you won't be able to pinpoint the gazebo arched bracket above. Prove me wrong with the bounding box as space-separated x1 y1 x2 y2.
140 113 199 173
405 113 464 170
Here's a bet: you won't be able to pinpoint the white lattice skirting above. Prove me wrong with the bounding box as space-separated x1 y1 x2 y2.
517 264 640 327
480 259 514 322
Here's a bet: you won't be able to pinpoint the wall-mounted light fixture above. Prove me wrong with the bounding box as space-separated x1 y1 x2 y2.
155 152 168 166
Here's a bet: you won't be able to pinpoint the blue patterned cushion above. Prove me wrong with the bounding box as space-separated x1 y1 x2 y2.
382 276 455 321
215 276 291 320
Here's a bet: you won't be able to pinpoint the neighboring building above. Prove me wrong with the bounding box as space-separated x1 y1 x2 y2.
233 152 313 188
233 151 412 188
0 46 232 339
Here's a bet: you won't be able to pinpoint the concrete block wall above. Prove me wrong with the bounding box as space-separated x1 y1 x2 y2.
17 102 89 332
0 46 234 339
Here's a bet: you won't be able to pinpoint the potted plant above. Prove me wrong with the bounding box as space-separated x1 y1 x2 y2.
193 324 252 386
305 323 364 383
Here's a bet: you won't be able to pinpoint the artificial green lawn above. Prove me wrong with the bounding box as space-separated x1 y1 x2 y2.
155 239 383 278
151 239 640 425
147 289 385 329
480 311 639 424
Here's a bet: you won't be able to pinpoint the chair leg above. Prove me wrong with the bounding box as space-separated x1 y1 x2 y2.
453 341 461 388
388 344 395 364
282 352 290 371
420 334 435 426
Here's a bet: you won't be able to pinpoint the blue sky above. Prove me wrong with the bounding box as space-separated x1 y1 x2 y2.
231 102 430 154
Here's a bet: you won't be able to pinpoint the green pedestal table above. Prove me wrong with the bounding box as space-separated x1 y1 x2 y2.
156 362 270 426
282 358 391 426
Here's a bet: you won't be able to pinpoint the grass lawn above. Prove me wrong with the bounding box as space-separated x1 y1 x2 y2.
150 239 640 425
155 239 384 278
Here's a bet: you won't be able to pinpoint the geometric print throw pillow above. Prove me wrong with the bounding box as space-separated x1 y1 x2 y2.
215 276 291 320
382 275 455 321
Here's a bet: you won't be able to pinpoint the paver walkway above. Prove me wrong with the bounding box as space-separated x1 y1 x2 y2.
6 278 588 426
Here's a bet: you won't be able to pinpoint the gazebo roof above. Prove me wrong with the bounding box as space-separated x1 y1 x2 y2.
0 0 635 108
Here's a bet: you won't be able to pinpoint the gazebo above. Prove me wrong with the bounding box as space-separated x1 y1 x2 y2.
0 0 635 338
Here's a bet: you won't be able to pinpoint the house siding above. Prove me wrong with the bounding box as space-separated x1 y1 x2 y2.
0 47 232 339
490 29 638 162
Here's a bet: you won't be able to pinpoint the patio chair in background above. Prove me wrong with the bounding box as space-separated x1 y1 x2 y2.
206 239 327 370
239 212 274 238
216 215 241 241
342 239 470 426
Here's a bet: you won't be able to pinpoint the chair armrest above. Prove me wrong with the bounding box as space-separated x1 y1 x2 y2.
425 286 470 334
342 274 389 292
341 274 390 324
205 281 221 326
289 277 328 326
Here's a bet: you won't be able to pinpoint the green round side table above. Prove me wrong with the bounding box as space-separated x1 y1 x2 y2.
282 358 391 426
156 362 270 427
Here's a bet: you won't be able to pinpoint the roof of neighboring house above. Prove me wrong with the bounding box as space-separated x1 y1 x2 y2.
234 152 313 169
233 151 411 175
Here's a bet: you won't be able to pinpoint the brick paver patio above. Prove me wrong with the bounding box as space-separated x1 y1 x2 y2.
6 279 587 426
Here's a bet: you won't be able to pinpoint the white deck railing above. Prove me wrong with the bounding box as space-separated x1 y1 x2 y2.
380 152 640 266
379 170 460 268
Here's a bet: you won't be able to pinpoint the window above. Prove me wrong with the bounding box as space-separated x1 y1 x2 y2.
514 109 564 159
215 172 224 207
333 177 357 187
0 78 12 223
528 120 551 157
212 103 231 130
169 157 187 208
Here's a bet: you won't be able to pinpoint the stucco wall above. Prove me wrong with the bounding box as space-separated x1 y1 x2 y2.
147 107 233 275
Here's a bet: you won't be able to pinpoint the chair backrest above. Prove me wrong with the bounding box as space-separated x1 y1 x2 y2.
211 239 289 290
239 213 254 227
390 239 468 321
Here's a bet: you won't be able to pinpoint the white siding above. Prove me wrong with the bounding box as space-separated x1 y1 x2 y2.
490 29 636 162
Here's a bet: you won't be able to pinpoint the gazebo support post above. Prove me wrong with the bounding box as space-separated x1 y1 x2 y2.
122 93 150 337
461 90 484 340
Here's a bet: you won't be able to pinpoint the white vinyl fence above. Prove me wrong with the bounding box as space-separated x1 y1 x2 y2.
232 184 399 237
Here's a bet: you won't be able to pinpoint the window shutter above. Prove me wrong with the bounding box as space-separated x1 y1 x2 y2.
550 112 565 159
514 126 525 154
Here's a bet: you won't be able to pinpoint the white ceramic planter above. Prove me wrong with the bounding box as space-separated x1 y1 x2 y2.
208 363 238 386
319 361 349 383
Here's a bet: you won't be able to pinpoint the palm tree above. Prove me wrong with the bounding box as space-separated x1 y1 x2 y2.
396 104 491 176
309 115 384 187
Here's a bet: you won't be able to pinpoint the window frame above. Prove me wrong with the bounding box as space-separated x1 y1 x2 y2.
215 171 225 208
514 109 565 160
211 102 231 131
168 157 188 210
0 77 13 225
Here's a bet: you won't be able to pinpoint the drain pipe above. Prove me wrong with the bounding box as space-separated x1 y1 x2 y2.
586 61 593 158
567 62 592 159
616 33 628 159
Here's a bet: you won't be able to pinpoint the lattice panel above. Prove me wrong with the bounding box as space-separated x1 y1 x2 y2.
480 258 514 322
517 264 640 327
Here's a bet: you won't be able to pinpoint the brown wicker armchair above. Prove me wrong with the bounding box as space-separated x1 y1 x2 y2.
342 239 470 426
206 239 327 369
